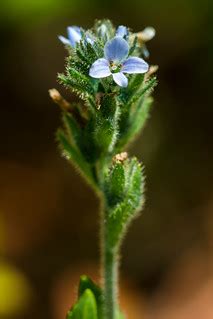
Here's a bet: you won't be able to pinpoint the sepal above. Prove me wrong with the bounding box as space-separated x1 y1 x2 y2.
66 276 125 319
117 76 157 149
104 161 126 207
106 157 145 249
78 276 103 319
66 289 98 319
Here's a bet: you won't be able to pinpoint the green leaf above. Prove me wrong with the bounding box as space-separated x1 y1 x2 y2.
119 74 145 104
62 112 82 148
79 116 101 164
117 96 153 149
127 76 157 109
117 76 157 150
66 276 125 319
106 158 145 249
67 289 98 319
58 71 94 98
93 95 120 155
78 276 103 319
105 162 126 206
57 130 96 188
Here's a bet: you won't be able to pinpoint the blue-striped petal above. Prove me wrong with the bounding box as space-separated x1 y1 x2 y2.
89 58 111 78
104 37 129 62
122 57 149 74
112 72 128 87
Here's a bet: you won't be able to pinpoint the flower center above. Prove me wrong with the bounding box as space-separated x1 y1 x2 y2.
109 61 122 73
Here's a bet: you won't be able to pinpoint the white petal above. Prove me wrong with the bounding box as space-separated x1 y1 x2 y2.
58 35 71 45
89 58 111 78
141 27 156 42
112 72 128 87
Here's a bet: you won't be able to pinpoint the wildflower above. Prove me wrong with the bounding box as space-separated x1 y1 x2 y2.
116 25 128 38
58 26 93 47
137 26 156 42
89 36 148 87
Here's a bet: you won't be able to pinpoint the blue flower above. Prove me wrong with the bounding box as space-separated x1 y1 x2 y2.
116 25 128 38
59 26 93 48
89 37 149 88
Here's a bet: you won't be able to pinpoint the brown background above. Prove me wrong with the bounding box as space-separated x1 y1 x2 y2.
0 0 213 318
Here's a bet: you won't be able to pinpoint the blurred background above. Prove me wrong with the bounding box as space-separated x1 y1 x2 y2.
0 0 212 318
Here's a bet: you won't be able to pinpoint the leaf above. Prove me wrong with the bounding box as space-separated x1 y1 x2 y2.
67 289 98 319
57 130 96 188
127 76 157 109
105 162 126 207
119 74 145 104
93 95 120 155
129 96 153 139
106 158 145 249
78 276 103 319
58 71 94 98
117 96 153 149
62 112 82 147
117 76 157 150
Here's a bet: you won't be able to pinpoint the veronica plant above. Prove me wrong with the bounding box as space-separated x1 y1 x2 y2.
49 19 157 319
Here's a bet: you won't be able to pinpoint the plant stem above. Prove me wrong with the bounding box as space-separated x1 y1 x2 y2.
101 208 119 319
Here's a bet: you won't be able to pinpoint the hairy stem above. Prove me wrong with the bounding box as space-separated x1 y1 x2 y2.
101 208 119 319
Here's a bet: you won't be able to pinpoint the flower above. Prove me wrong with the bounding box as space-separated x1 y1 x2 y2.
138 26 156 42
58 26 93 47
116 25 128 38
89 36 149 88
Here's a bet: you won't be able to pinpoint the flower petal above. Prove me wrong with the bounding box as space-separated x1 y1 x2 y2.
122 57 149 74
142 45 150 58
67 26 82 47
140 27 156 42
116 25 128 38
71 26 82 34
112 72 128 87
89 58 111 78
98 24 108 38
104 37 129 62
85 34 94 45
58 35 71 45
